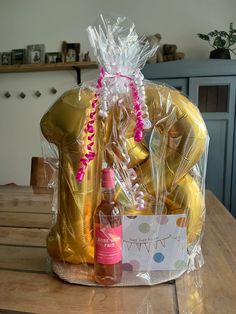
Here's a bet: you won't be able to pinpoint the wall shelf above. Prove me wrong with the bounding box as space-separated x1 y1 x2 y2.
0 61 97 73
0 61 98 83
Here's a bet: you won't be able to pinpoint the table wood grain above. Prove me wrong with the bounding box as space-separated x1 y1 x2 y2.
0 186 235 314
176 192 236 313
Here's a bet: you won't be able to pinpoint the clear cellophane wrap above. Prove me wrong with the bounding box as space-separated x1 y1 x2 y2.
40 16 209 286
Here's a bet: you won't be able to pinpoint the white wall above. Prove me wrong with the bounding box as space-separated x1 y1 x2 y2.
0 0 236 185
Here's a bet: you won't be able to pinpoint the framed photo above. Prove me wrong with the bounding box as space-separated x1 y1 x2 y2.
27 44 45 64
1 52 11 65
45 52 61 64
61 41 80 62
11 49 27 64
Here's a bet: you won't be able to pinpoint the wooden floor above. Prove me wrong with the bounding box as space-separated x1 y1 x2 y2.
0 186 236 314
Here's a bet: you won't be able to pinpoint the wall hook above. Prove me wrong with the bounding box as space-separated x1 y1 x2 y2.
19 92 26 99
35 91 41 97
4 91 11 98
51 87 57 94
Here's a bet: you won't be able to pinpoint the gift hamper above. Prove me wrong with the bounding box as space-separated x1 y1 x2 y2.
40 15 209 286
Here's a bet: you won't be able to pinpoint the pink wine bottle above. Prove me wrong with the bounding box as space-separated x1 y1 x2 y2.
94 168 122 285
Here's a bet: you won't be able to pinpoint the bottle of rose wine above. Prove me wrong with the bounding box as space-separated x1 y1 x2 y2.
94 168 122 285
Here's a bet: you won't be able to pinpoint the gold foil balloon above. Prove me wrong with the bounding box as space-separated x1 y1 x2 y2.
126 137 149 168
41 83 208 265
165 174 205 244
144 84 207 189
41 88 103 264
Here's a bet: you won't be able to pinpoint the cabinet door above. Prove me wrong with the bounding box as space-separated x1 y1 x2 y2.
231 124 236 217
189 77 236 211
151 78 188 95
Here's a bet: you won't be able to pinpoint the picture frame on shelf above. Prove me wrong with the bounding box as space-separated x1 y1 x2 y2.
61 41 80 62
45 52 62 64
11 49 27 64
1 52 12 65
27 44 45 64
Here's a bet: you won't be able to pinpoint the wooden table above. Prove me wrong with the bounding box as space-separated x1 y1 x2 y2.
0 186 236 314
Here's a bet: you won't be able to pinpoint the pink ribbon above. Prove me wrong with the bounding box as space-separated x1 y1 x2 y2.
76 67 144 182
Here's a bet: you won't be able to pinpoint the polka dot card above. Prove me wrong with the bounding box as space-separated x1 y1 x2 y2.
122 215 188 271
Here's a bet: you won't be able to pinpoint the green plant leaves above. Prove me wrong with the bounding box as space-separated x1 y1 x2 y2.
229 34 236 46
197 33 209 41
219 31 228 37
198 23 236 49
213 36 226 48
209 31 218 36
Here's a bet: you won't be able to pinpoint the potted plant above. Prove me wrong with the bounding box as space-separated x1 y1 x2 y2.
197 23 236 59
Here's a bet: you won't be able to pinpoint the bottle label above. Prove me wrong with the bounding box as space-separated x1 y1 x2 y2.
95 225 122 265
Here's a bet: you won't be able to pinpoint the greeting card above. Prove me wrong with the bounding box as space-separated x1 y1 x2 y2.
123 215 188 271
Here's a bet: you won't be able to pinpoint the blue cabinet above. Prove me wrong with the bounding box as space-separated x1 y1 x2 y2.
152 78 188 95
189 76 236 210
143 60 236 216
232 134 236 216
